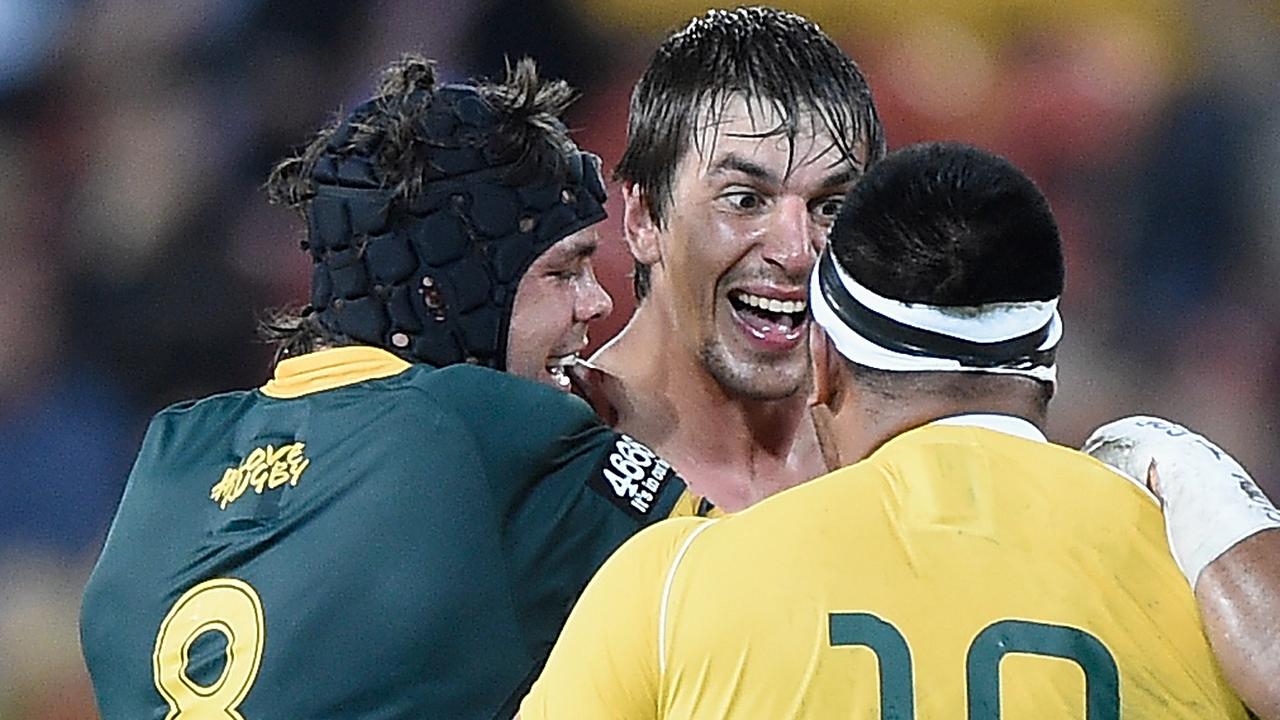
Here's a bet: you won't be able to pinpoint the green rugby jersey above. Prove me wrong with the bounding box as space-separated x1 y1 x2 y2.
81 346 704 720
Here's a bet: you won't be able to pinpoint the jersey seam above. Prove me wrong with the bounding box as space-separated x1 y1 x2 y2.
659 519 718 677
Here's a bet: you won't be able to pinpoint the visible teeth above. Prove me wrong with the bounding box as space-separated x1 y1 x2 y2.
547 354 580 369
733 291 807 314
547 359 574 389
546 354 580 389
548 365 571 388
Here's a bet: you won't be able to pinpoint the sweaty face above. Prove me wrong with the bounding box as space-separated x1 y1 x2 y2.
652 95 862 400
506 228 613 390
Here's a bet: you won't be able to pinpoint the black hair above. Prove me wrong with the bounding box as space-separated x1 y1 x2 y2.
256 306 333 365
618 6 885 300
828 141 1064 407
831 142 1063 305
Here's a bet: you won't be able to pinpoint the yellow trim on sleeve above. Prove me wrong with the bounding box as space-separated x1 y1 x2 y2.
667 491 725 519
260 346 413 399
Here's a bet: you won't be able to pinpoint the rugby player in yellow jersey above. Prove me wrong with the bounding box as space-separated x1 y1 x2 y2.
521 143 1271 718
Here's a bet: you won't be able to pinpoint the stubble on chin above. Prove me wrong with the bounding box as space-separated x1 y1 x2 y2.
696 338 811 402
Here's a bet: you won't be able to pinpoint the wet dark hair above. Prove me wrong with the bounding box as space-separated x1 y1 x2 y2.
256 306 332 366
828 141 1064 410
260 54 585 362
618 6 885 300
830 142 1063 306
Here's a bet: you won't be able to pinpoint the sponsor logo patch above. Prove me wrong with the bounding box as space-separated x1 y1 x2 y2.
588 434 675 520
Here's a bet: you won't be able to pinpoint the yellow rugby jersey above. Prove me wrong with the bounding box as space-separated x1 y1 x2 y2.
522 416 1248 719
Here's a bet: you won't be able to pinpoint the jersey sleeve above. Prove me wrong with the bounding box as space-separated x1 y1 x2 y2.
421 365 706 524
520 516 712 719
416 365 712 682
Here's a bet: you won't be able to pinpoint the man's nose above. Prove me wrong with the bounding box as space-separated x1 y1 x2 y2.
576 269 613 323
762 196 820 277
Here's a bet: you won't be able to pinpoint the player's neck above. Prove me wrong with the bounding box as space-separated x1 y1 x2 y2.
826 396 1046 469
591 305 824 510
593 303 812 440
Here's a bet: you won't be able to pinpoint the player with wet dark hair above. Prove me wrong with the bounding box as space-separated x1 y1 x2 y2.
523 143 1264 718
581 6 885 511
617 6 885 301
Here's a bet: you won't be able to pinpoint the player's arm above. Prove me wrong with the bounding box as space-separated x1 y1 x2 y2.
1085 417 1280 720
428 365 714 523
1196 529 1280 720
519 517 710 719
421 365 714 714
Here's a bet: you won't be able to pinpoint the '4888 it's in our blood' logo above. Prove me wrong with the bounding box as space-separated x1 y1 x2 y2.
588 434 676 520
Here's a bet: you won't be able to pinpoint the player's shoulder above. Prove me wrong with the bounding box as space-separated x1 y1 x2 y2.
607 516 717 570
876 422 1164 530
567 360 622 425
123 390 266 485
421 364 589 406
406 365 635 490
876 422 1100 472
152 387 258 419
143 388 261 441
677 472 858 560
663 439 954 558
413 363 600 431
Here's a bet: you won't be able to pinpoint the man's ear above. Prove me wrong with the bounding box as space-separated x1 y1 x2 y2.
622 182 662 266
808 322 846 473
809 322 837 408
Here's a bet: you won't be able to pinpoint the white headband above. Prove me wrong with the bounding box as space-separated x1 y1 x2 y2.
810 251 1062 384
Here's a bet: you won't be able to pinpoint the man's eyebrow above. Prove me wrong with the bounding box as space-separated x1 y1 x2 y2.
818 168 858 190
709 153 859 191
552 236 599 261
707 153 779 186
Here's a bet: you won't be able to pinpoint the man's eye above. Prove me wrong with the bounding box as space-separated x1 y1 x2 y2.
723 191 763 211
547 268 580 281
813 197 843 218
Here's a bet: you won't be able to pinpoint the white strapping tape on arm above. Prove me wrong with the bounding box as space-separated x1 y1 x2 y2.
1084 416 1280 588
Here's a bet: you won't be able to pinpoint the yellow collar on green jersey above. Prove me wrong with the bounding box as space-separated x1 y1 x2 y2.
261 346 412 399
930 413 1047 443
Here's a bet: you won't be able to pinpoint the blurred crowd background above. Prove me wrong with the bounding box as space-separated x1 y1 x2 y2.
2 0 1278 716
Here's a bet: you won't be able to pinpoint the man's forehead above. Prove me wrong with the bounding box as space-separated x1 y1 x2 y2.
687 92 864 173
692 93 797 136
543 227 599 258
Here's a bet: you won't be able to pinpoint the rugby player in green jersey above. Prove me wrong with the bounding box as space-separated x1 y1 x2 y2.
80 55 708 720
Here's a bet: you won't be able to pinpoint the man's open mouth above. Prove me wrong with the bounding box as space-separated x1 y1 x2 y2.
546 354 579 389
729 290 808 333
